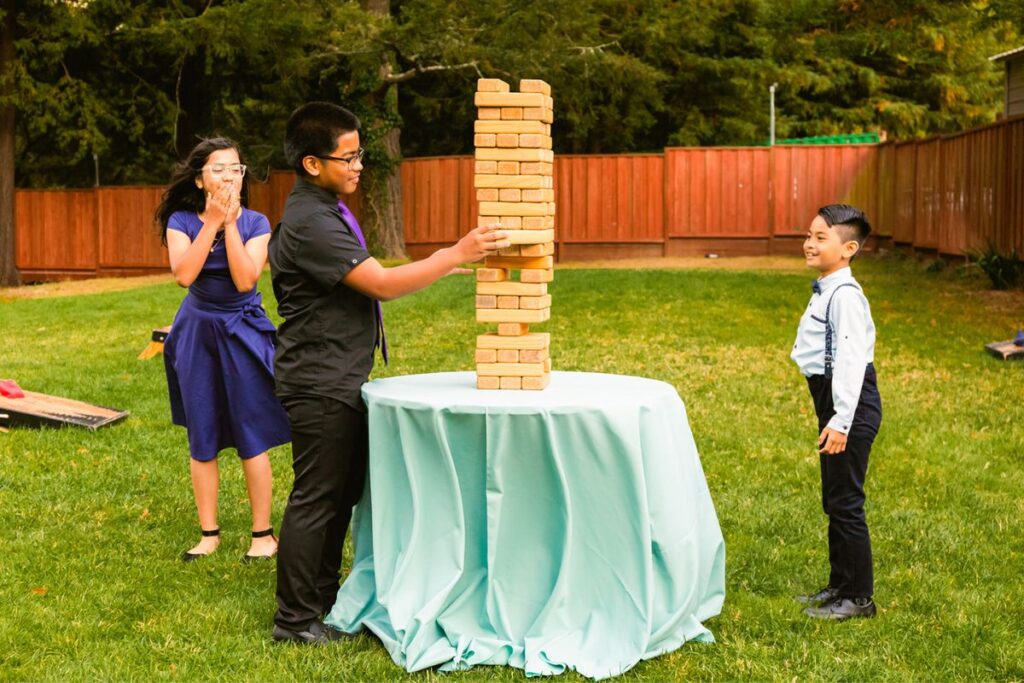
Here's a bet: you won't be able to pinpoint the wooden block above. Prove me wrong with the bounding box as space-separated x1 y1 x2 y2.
474 174 549 189
522 373 551 390
475 348 498 363
476 267 508 282
504 229 555 245
498 188 521 202
477 375 501 390
520 161 553 175
543 356 552 372
474 133 496 147
519 79 551 96
477 332 550 349
497 323 529 336
544 95 554 109
476 307 550 324
500 107 523 120
475 295 497 309
518 134 552 149
484 255 553 270
478 201 554 217
496 295 519 309
475 161 498 174
476 362 547 377
475 120 548 135
497 161 520 175
478 107 501 120
476 188 499 201
520 241 554 257
499 376 523 390
519 294 552 310
523 107 553 123
521 189 555 202
496 349 519 363
475 148 554 163
495 133 519 148
476 281 547 296
478 215 520 229
522 215 555 229
496 245 521 256
519 347 549 362
520 268 554 282
477 78 510 93
474 92 547 108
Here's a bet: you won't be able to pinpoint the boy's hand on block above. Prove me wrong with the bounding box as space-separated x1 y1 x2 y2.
818 427 847 454
456 224 510 262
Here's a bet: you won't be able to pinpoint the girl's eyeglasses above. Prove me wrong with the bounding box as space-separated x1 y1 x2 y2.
203 163 247 178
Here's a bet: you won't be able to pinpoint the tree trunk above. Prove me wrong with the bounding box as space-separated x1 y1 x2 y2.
360 0 407 259
0 0 18 286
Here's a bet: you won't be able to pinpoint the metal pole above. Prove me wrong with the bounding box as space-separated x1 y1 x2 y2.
770 83 778 146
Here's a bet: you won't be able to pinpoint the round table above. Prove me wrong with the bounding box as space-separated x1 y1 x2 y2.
326 371 725 680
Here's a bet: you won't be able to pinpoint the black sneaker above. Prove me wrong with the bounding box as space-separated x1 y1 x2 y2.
803 596 877 621
272 619 347 644
794 586 840 606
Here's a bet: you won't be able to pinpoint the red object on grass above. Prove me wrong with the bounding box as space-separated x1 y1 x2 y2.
0 379 25 398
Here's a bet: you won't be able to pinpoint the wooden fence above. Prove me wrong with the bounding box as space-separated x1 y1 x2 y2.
12 113 1024 280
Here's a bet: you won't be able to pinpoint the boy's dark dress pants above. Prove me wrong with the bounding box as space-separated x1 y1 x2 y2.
806 364 882 599
274 395 368 630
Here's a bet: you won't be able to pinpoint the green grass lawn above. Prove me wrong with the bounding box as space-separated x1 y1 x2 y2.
1 254 1022 681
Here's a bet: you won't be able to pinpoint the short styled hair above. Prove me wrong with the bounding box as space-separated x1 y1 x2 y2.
284 102 361 175
818 204 872 255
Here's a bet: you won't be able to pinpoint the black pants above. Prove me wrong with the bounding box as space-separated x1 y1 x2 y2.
274 395 368 630
806 364 882 599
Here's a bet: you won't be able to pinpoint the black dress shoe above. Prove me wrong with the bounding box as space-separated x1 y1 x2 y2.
794 586 840 606
803 597 877 621
272 619 347 645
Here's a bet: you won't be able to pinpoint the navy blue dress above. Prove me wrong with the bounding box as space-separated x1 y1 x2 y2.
164 208 291 461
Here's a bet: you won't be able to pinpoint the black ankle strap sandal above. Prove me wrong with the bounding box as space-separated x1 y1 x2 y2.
243 527 278 564
201 528 221 537
182 528 221 563
251 527 274 538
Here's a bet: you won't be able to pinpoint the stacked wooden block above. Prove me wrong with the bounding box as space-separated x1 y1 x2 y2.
473 78 554 390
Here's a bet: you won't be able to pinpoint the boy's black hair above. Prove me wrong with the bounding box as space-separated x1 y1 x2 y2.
284 102 361 175
818 204 872 256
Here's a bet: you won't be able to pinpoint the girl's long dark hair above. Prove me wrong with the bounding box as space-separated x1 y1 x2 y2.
155 137 251 245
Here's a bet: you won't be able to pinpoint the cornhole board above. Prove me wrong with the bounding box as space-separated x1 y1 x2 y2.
138 325 172 360
985 339 1024 360
0 391 129 430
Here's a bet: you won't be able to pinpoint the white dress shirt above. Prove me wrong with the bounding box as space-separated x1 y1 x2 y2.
790 267 876 435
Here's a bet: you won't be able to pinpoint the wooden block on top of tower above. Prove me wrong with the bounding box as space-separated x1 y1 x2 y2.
519 79 551 96
522 373 551 390
499 376 523 390
478 201 554 217
474 133 496 148
476 281 547 297
520 268 554 283
478 107 502 120
474 120 548 135
477 375 501 390
520 241 555 257
518 294 552 310
475 148 554 163
477 331 550 349
497 322 529 336
504 229 555 245
477 78 510 93
484 255 553 270
474 174 549 189
476 307 550 324
476 362 547 377
474 92 547 108
500 108 524 120
475 294 497 309
476 267 508 282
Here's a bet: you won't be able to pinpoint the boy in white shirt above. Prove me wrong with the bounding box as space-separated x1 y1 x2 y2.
791 204 882 621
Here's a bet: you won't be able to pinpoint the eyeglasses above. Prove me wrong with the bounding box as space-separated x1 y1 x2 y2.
316 147 365 168
203 163 247 178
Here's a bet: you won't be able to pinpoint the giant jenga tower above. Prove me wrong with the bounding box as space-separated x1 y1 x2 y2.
473 78 554 390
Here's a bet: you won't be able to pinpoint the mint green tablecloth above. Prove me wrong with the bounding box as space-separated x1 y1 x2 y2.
326 371 725 679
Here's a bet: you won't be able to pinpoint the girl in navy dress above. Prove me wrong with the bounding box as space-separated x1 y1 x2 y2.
156 137 291 563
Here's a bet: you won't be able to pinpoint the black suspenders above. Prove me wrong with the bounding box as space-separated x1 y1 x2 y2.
823 283 861 379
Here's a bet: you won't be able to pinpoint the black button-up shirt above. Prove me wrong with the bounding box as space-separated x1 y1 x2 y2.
269 178 374 409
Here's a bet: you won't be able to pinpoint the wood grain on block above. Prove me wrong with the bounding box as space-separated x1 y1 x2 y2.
475 294 497 309
475 148 554 163
475 160 498 174
477 332 550 349
498 188 521 202
519 347 549 362
495 133 519 148
497 161 520 174
518 134 552 149
474 92 547 108
496 245 521 256
522 215 555 229
519 79 551 95
476 188 499 202
476 307 550 324
478 107 501 120
521 188 555 202
484 255 553 270
520 241 555 257
478 201 554 217
474 174 549 189
520 161 553 175
478 215 521 228
474 133 496 147
475 348 498 363
477 362 546 377
519 294 552 310
496 295 519 309
504 229 555 245
520 267 554 282
522 373 551 390
500 107 524 120
544 357 552 372
496 349 519 363
543 95 554 109
477 78 510 92
475 120 548 135
476 267 508 282
499 376 523 390
497 322 529 336
476 281 547 296
523 107 553 123
477 375 501 390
